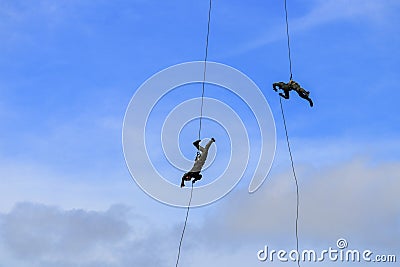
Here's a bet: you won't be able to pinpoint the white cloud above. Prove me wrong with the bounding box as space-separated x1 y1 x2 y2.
196 157 400 251
0 139 399 266
226 0 400 57
0 202 177 267
0 203 128 264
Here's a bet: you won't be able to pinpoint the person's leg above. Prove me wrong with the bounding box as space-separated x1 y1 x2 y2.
302 88 310 96
296 87 309 96
197 139 214 161
296 90 313 107
308 98 313 107
198 145 205 153
198 138 214 153
204 139 214 150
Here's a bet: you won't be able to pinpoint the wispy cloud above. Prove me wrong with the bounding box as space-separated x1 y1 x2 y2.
225 0 400 57
292 0 398 30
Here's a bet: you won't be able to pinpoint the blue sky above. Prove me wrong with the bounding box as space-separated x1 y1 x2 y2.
0 0 399 266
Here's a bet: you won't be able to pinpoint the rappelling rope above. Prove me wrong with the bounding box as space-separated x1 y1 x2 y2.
281 2 300 265
175 183 194 267
198 0 212 141
176 1 212 266
279 97 300 267
284 0 293 81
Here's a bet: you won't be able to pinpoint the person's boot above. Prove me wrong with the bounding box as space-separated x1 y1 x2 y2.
193 140 201 149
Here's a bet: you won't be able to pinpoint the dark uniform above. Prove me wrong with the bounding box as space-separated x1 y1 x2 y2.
273 80 313 107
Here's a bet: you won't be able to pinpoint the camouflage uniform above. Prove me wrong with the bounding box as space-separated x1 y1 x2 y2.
181 138 215 187
273 80 313 107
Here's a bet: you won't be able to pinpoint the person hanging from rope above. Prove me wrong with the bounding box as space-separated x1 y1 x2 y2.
273 80 314 107
181 138 215 188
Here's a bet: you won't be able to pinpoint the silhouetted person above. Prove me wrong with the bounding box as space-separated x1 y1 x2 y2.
181 138 215 187
273 80 314 107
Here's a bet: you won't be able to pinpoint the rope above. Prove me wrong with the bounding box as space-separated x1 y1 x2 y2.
176 2 212 265
284 0 293 81
279 98 300 267
175 183 194 267
198 0 212 141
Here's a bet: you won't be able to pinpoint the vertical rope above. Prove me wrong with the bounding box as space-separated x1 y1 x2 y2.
284 0 293 81
175 183 194 267
198 0 212 141
176 2 212 266
279 98 300 267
